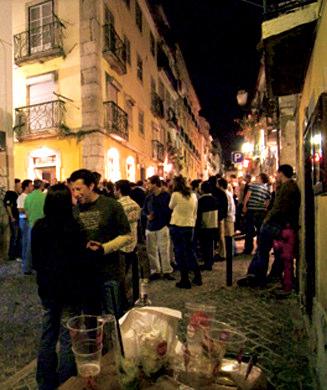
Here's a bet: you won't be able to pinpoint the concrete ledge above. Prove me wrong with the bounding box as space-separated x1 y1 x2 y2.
262 2 318 39
0 359 36 389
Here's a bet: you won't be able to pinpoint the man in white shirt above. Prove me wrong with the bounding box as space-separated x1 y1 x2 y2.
218 178 236 237
17 179 34 271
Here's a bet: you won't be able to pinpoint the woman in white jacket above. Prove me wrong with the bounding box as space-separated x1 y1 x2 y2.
169 176 202 289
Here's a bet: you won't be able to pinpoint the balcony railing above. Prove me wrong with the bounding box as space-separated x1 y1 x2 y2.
103 24 126 75
103 101 128 141
151 92 165 118
14 18 64 65
152 140 165 162
14 100 65 140
264 0 317 19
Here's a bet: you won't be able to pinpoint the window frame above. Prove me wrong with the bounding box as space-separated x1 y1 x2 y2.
138 110 145 136
124 35 131 65
150 31 156 57
137 54 143 82
135 1 143 33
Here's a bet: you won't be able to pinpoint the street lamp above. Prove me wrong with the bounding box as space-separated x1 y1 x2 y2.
236 90 248 106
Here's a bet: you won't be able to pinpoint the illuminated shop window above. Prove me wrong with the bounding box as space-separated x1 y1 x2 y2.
126 156 136 182
107 148 121 182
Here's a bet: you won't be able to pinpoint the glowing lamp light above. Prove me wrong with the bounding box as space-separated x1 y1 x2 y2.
311 133 322 145
146 166 155 178
241 142 254 154
314 152 321 163
236 90 248 106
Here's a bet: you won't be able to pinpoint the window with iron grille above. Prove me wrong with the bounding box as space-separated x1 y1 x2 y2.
135 2 142 32
150 31 156 57
137 54 143 82
138 110 144 135
124 35 131 65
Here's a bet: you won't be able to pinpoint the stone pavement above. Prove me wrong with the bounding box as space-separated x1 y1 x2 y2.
0 248 317 390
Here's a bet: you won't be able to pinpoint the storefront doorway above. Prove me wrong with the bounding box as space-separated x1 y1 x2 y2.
28 147 61 182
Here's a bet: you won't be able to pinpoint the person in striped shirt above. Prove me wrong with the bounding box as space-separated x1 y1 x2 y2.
242 173 271 254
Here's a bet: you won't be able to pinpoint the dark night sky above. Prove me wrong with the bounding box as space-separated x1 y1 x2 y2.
162 0 263 160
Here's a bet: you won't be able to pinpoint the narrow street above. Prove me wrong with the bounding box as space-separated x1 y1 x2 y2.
0 241 317 390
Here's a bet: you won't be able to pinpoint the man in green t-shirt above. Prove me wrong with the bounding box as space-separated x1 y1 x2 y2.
24 179 46 275
70 169 131 315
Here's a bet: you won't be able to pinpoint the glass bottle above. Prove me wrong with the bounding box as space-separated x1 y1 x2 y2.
134 278 152 307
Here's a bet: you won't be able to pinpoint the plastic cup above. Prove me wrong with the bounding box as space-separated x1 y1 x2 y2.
73 339 102 378
66 314 117 378
200 320 247 374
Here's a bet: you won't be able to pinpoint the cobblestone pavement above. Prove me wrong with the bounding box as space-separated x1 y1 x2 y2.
0 243 317 390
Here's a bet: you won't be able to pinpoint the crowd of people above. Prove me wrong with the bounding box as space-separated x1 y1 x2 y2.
2 164 300 389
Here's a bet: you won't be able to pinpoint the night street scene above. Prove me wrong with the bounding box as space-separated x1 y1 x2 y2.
0 0 326 389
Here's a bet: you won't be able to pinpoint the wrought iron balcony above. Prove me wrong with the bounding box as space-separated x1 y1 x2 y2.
14 100 65 140
151 92 164 118
103 24 126 75
14 18 64 65
103 101 128 141
152 140 165 162
264 0 317 20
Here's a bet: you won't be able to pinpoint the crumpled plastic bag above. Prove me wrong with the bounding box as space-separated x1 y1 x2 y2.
119 306 182 376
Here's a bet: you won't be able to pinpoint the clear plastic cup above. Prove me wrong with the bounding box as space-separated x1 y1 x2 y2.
200 320 247 374
72 339 102 378
66 314 117 379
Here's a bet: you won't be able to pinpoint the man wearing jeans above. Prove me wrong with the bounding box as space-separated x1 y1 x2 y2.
237 165 301 288
143 175 174 280
17 179 34 272
70 169 131 315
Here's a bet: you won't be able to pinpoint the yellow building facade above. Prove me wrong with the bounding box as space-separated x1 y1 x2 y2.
12 0 210 183
262 1 327 387
297 1 327 386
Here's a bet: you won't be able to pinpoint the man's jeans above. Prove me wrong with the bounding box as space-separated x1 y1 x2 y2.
19 218 29 272
146 226 173 274
36 301 79 390
244 210 266 254
23 226 33 273
247 223 281 283
8 219 21 259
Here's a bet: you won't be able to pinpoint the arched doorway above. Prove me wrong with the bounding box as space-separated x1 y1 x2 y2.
107 147 121 182
126 156 136 182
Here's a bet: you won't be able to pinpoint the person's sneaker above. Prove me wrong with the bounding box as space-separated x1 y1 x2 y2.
213 254 225 262
16 257 22 263
192 277 203 286
273 288 292 299
237 274 259 287
163 273 175 281
176 280 192 289
149 273 161 281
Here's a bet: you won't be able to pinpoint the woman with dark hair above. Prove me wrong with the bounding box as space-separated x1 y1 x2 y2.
32 184 87 390
169 175 202 289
